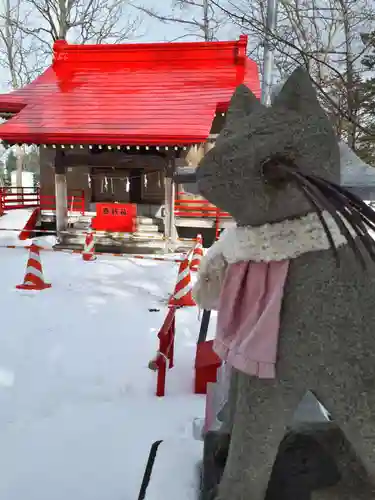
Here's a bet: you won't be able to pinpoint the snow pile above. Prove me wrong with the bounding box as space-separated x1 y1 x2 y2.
145 439 203 500
0 248 216 500
0 209 56 248
0 209 33 246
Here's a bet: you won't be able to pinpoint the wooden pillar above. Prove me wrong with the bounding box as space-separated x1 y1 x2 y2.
54 151 68 239
164 157 177 244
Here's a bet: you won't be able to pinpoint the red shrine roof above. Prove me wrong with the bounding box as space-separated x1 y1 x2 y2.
0 36 260 146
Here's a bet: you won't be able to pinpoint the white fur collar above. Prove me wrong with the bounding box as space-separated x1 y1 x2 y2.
211 211 349 263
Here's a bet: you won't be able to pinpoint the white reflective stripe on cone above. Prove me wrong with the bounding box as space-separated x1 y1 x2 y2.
25 267 44 280
174 284 191 300
177 266 189 281
29 251 41 262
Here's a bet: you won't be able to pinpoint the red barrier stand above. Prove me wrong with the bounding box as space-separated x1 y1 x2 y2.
148 307 176 397
19 208 40 240
194 340 222 394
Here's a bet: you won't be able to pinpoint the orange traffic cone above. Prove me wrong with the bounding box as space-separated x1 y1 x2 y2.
169 257 196 307
16 244 51 290
190 234 203 272
82 229 96 261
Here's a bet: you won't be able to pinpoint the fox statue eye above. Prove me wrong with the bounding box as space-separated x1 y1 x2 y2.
260 155 293 187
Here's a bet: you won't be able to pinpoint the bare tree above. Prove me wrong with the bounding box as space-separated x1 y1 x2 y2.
0 0 143 86
0 0 142 191
2 0 142 62
0 0 43 88
0 0 44 190
275 0 368 147
131 0 226 41
210 0 375 147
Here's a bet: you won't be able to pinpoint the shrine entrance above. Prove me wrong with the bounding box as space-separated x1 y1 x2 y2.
91 168 131 204
90 166 165 206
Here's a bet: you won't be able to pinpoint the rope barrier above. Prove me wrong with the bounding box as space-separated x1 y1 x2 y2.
0 227 197 242
0 243 185 262
0 227 57 234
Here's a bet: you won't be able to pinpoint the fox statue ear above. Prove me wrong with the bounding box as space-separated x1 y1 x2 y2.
221 84 263 138
272 67 323 115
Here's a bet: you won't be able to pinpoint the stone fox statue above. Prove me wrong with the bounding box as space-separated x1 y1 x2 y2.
192 67 375 500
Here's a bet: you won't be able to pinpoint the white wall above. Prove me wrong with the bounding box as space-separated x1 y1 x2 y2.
10 171 34 193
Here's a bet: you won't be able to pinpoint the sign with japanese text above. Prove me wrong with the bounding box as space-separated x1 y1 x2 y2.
92 203 137 232
100 205 128 217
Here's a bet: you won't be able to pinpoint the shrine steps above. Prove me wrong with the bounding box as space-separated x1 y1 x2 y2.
44 213 193 254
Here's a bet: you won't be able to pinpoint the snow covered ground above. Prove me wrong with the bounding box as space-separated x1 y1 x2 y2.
0 210 215 500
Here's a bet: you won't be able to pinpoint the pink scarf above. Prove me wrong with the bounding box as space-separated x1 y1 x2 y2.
214 260 289 378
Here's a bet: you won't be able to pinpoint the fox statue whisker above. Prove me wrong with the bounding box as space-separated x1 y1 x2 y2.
266 161 367 268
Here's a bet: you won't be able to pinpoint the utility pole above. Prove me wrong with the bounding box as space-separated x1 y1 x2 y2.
261 0 279 106
15 145 23 195
203 0 210 41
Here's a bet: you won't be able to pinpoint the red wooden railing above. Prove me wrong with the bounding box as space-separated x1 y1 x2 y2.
0 187 85 214
40 190 85 214
174 192 231 238
0 187 40 210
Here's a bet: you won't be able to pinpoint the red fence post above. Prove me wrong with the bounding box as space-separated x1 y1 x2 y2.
168 315 175 369
156 361 167 397
156 328 168 397
215 208 220 239
81 189 85 214
154 307 176 397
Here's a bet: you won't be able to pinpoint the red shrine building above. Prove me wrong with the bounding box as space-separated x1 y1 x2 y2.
0 36 260 252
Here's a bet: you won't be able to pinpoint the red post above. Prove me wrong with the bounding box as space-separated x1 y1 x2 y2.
156 325 170 397
215 208 220 239
155 307 176 397
168 315 175 368
156 356 167 397
36 186 41 207
81 189 85 214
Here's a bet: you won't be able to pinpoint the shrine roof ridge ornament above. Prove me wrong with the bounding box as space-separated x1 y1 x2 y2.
45 144 189 150
0 143 193 150
52 35 249 65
